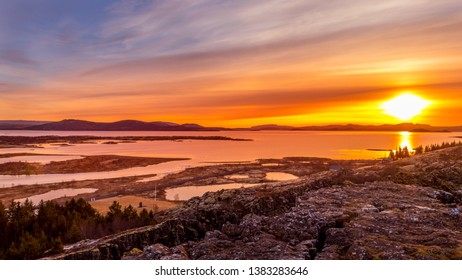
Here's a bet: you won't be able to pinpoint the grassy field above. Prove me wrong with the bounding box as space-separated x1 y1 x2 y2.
89 195 182 214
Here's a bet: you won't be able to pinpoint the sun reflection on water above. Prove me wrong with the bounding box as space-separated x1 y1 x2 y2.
399 131 413 151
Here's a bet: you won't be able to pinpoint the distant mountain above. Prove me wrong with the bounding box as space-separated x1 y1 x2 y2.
1 119 461 132
299 123 454 132
439 126 462 132
248 123 461 132
23 119 222 131
0 120 50 130
249 124 296 130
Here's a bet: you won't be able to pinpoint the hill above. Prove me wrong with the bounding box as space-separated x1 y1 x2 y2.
299 123 458 132
0 120 50 130
24 119 222 131
240 123 461 132
249 124 296 130
0 119 461 132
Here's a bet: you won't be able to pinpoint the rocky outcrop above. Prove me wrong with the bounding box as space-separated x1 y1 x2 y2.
49 219 205 260
48 147 462 260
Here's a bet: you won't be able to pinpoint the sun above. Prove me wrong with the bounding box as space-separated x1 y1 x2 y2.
381 93 430 121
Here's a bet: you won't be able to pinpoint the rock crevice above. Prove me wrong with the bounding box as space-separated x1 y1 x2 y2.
48 147 462 260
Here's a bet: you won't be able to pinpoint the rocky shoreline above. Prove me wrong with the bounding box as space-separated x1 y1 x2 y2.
47 146 462 260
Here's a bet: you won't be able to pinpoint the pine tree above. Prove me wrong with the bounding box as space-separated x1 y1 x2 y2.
0 202 8 254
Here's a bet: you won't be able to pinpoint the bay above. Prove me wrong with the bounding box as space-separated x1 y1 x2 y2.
0 130 458 187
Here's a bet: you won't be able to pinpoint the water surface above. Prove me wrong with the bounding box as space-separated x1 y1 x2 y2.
15 188 98 205
165 183 258 201
0 130 457 187
265 172 299 181
0 155 82 164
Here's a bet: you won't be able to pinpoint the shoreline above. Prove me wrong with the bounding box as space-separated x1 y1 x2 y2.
0 155 188 175
0 156 379 210
0 135 251 149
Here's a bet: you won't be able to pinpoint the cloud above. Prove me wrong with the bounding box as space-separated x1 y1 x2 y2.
94 0 462 58
0 49 36 65
1 0 462 125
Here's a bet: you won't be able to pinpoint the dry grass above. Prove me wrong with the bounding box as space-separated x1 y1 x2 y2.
89 195 182 214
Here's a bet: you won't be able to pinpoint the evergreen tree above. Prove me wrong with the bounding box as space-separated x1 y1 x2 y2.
0 198 158 259
0 202 8 253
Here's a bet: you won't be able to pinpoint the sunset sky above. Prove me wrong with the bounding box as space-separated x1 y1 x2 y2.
1 0 462 127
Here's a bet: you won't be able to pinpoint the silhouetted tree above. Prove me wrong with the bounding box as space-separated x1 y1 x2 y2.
0 202 8 256
414 145 424 155
388 141 462 161
403 146 410 158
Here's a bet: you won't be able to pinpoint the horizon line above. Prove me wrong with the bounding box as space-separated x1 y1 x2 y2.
1 118 461 129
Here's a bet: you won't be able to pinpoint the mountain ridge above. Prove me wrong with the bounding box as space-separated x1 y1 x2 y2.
0 120 51 130
16 119 223 131
0 119 461 132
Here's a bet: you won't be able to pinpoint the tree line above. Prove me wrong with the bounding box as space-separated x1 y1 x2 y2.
0 198 154 259
389 140 462 160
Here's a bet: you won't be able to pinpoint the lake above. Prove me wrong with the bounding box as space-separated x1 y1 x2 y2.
15 188 98 205
165 172 300 201
0 130 459 188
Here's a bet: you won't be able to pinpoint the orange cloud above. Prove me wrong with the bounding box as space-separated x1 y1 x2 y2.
1 1 462 126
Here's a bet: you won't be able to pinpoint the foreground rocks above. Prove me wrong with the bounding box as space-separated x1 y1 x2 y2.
48 147 462 260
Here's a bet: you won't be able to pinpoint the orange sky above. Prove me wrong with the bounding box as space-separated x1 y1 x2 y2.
1 1 462 127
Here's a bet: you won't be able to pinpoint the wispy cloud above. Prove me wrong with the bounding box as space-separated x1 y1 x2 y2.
0 49 37 65
1 0 462 125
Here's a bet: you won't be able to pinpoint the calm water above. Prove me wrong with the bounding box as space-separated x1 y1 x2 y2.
265 172 299 181
165 183 258 201
0 130 458 188
15 188 98 205
0 155 82 164
224 174 250 179
165 172 300 200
